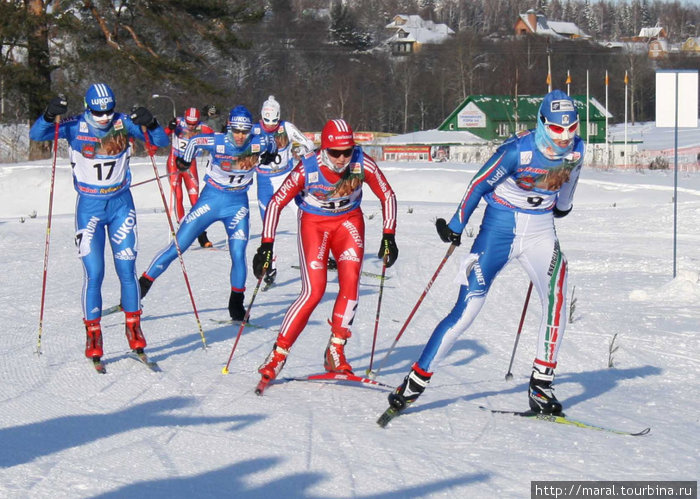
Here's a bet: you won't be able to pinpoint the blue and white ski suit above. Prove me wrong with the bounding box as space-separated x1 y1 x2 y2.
252 120 315 220
417 130 584 373
29 112 169 320
143 131 274 293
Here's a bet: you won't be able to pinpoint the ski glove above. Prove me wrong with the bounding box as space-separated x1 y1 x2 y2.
553 206 572 218
435 218 461 246
259 151 277 166
378 233 398 268
130 106 159 130
175 157 191 172
167 118 177 131
253 242 274 279
44 95 68 122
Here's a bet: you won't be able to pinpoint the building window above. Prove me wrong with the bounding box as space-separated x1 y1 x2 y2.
497 122 510 137
587 122 598 136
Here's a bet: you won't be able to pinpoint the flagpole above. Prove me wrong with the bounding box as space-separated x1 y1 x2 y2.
586 70 590 147
605 70 610 167
624 70 629 168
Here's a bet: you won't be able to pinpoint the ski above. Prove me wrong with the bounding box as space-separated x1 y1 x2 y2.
377 406 401 428
479 406 651 436
102 304 123 316
128 350 162 372
209 318 265 329
291 265 390 280
92 357 107 374
255 376 272 396
282 371 393 389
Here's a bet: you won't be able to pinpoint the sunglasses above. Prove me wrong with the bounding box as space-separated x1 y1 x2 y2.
91 109 114 117
327 148 354 159
542 118 579 140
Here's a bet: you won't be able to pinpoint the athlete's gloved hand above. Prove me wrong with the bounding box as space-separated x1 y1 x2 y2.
259 151 277 166
253 242 274 279
378 233 398 268
130 106 158 130
175 157 191 172
167 118 177 131
44 95 68 122
435 218 461 246
553 206 572 218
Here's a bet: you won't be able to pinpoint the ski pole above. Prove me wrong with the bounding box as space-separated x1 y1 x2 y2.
131 171 177 188
505 281 533 381
222 261 269 374
368 242 457 380
36 114 61 356
142 127 207 350
366 249 389 375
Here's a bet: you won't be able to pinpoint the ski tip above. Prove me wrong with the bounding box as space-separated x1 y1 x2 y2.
634 427 651 436
377 407 399 428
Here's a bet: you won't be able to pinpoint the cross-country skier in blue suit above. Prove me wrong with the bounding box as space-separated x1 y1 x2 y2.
139 106 276 321
387 89 585 417
29 83 169 363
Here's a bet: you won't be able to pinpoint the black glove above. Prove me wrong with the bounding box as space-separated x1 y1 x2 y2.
44 95 67 122
553 206 572 218
253 242 274 279
435 218 461 246
259 151 277 166
378 233 398 268
175 157 191 172
167 118 177 131
130 106 158 129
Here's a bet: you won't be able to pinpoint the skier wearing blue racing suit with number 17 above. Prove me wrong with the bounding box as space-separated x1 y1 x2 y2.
29 83 169 365
138 106 276 322
386 90 585 421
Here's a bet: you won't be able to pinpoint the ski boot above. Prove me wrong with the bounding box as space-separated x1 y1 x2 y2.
323 323 353 373
84 318 103 359
327 256 337 270
197 231 213 248
139 274 154 300
388 362 433 413
124 310 147 352
256 344 290 394
228 290 246 321
264 267 277 286
258 344 290 381
528 365 563 414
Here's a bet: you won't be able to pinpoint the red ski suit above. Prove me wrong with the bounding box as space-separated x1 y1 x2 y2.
166 120 215 220
261 149 397 350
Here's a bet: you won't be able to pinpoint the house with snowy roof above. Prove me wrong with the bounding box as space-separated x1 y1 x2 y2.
437 94 607 144
385 14 455 55
514 9 589 39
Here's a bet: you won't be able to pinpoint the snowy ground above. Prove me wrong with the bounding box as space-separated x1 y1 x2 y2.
1 152 699 497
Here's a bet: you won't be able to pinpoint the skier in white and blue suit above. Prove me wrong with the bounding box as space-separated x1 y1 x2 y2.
388 89 585 416
29 83 169 361
139 106 275 321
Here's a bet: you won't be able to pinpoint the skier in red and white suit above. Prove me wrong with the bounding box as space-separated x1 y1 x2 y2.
165 107 215 247
254 119 398 384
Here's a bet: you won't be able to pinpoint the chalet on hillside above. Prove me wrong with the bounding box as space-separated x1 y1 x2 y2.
385 14 454 55
438 94 608 144
514 9 589 39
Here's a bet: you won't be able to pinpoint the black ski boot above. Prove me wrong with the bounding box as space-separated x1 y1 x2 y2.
228 290 246 321
197 231 213 248
138 275 153 300
388 363 432 413
264 268 277 286
528 366 563 414
327 256 337 270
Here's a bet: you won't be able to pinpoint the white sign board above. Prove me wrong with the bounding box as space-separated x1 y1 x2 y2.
457 102 486 128
655 70 698 128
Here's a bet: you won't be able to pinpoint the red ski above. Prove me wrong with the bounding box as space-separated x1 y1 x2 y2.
284 371 393 389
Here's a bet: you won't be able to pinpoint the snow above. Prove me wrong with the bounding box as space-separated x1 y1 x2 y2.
1 141 700 497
